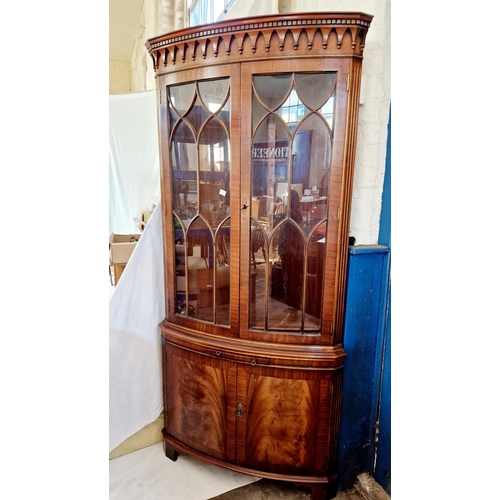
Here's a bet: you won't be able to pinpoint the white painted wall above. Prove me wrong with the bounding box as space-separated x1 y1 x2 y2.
277 0 391 244
126 0 390 244
129 0 187 93
110 59 131 94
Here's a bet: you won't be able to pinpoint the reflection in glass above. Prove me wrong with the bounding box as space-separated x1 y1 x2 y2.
277 89 307 130
185 95 211 137
168 77 231 326
252 97 268 132
171 121 197 228
249 219 268 330
253 74 292 111
305 221 327 320
169 83 196 116
199 117 230 171
215 218 231 325
249 71 336 334
173 213 189 315
292 112 331 212
186 217 213 320
320 95 335 129
252 114 290 226
199 117 230 229
275 192 304 330
295 73 337 110
218 98 231 132
198 79 230 113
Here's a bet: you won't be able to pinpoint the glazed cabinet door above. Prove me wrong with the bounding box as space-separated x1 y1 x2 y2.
164 342 238 463
157 65 241 337
239 59 352 345
235 364 336 477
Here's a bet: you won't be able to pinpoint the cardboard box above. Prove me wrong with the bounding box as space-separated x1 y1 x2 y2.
109 233 141 264
142 211 152 225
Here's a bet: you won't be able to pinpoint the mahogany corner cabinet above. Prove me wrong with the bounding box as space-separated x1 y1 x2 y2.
146 11 372 500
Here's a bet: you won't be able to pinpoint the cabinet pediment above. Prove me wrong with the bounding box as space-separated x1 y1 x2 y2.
147 12 373 72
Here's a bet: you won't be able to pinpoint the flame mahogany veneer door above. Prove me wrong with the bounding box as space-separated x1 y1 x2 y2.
235 364 337 477
164 342 238 463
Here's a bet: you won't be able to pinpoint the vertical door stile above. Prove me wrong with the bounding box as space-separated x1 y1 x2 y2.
239 63 252 335
230 63 243 336
235 361 247 465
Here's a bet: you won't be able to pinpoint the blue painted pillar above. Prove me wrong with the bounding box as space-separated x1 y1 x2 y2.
336 245 390 491
374 107 391 492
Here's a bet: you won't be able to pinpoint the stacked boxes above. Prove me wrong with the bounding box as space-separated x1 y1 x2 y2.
109 233 141 285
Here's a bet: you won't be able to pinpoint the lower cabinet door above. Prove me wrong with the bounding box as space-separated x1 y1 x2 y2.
164 343 237 463
235 364 335 477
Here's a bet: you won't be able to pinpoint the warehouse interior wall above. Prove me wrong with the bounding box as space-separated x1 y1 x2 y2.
110 0 390 245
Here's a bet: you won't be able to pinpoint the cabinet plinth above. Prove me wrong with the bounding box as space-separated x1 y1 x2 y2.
148 11 372 499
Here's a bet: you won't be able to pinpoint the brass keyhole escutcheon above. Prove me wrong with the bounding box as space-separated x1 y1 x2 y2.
236 403 243 418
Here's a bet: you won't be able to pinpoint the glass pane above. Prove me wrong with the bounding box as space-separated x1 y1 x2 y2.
277 89 308 132
292 112 331 227
249 219 270 330
185 95 210 138
248 72 335 334
169 82 196 116
174 214 189 315
252 115 290 232
252 97 269 132
199 117 230 169
169 78 232 328
268 217 304 331
198 79 230 113
171 121 198 228
304 221 327 328
218 98 231 132
253 74 292 111
186 217 213 321
215 218 231 326
320 95 335 129
199 118 230 229
169 103 179 129
171 120 196 172
295 72 337 110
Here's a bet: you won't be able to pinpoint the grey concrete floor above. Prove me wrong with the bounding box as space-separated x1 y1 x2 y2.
207 475 390 500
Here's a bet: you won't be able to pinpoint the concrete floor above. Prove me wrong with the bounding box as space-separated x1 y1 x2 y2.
109 442 389 500
109 442 260 500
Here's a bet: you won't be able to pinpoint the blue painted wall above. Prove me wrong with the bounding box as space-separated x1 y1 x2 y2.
336 245 390 491
374 108 391 492
337 109 391 493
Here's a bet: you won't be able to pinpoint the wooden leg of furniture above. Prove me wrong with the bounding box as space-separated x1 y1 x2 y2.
309 484 327 500
164 441 178 461
162 428 178 461
293 482 328 500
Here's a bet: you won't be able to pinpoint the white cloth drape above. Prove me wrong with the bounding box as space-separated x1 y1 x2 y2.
109 91 160 235
109 203 165 452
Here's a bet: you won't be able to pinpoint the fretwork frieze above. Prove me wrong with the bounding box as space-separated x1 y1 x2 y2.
146 13 372 71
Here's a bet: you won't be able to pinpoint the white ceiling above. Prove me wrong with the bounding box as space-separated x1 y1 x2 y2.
109 0 144 62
